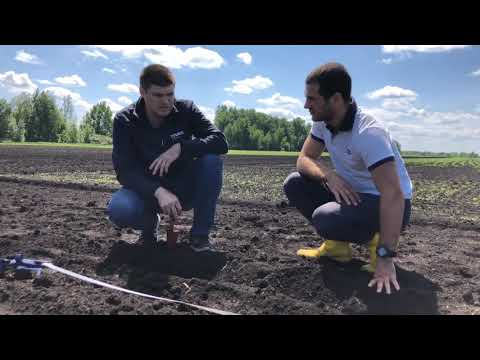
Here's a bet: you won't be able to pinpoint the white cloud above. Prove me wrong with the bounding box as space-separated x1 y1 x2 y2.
225 75 274 95
255 107 308 121
182 47 225 69
383 120 427 137
366 86 417 100
407 107 426 117
422 111 480 126
15 50 42 65
254 93 308 121
44 86 75 99
236 52 252 65
381 98 418 111
361 103 480 153
107 83 139 94
81 50 108 60
381 58 393 65
222 100 236 108
361 107 406 123
99 98 123 113
0 71 37 94
102 68 116 74
257 93 303 109
199 106 215 121
470 68 480 77
144 46 225 69
118 96 133 105
91 45 225 70
54 75 87 87
90 45 154 58
379 99 426 118
382 45 471 54
143 46 187 68
37 79 55 85
43 86 92 115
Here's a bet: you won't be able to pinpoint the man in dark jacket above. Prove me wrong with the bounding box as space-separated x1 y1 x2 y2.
107 64 228 252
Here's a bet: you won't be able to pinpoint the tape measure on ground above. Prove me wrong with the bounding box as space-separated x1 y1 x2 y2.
42 262 239 316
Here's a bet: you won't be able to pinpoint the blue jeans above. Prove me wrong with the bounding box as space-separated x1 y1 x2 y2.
107 154 224 238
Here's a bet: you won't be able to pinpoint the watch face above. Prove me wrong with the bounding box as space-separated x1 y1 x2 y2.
378 247 388 257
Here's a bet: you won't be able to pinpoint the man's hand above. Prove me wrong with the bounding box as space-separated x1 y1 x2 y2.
149 143 181 177
154 187 182 221
325 170 361 206
368 257 400 295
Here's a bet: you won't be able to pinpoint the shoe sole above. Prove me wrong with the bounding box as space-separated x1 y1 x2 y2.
190 245 213 253
298 255 352 263
297 250 352 263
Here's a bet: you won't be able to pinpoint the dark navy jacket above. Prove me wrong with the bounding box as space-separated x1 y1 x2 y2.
112 98 228 202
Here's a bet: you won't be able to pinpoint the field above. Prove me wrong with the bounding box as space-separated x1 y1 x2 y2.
1 144 479 315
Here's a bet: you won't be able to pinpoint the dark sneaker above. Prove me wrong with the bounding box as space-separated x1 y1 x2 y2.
137 231 157 247
189 236 213 252
138 214 161 247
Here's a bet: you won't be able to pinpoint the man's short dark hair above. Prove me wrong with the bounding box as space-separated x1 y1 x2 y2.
306 63 352 101
140 64 176 90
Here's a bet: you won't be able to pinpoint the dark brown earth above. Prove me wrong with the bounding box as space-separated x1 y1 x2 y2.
1 146 479 315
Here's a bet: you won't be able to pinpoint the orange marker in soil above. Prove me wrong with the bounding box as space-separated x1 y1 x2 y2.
166 221 179 249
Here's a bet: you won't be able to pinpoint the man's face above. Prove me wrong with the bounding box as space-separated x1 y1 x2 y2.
141 84 175 119
304 83 334 123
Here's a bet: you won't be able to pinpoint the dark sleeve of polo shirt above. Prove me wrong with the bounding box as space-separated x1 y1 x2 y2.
310 133 325 144
356 127 395 172
310 121 325 144
179 101 229 158
112 113 174 201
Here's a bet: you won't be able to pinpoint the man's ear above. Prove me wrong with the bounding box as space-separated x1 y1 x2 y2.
139 86 145 98
332 92 343 105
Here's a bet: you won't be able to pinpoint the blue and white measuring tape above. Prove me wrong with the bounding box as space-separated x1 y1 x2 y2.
1 254 238 316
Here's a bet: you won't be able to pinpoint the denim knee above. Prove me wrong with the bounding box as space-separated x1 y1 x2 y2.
196 154 223 170
107 192 142 228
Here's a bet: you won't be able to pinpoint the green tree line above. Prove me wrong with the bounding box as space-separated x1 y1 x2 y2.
1 94 312 151
214 105 311 151
3 92 476 156
0 90 113 145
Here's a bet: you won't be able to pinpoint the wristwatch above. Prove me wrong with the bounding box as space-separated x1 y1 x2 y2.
376 245 397 258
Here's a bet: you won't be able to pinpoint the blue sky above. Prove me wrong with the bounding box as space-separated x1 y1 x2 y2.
0 45 479 153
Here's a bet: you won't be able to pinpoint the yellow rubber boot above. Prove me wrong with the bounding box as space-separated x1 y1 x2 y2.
297 240 352 263
361 233 380 273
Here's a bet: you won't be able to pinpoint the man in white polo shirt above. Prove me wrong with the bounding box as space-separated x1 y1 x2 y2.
283 62 413 294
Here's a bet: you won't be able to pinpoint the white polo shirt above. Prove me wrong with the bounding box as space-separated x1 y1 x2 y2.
311 106 413 199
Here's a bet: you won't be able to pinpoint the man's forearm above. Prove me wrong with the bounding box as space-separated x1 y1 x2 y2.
154 185 174 199
379 190 405 250
118 169 172 201
297 155 330 182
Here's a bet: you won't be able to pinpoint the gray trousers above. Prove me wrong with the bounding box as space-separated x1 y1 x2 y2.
283 172 411 244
